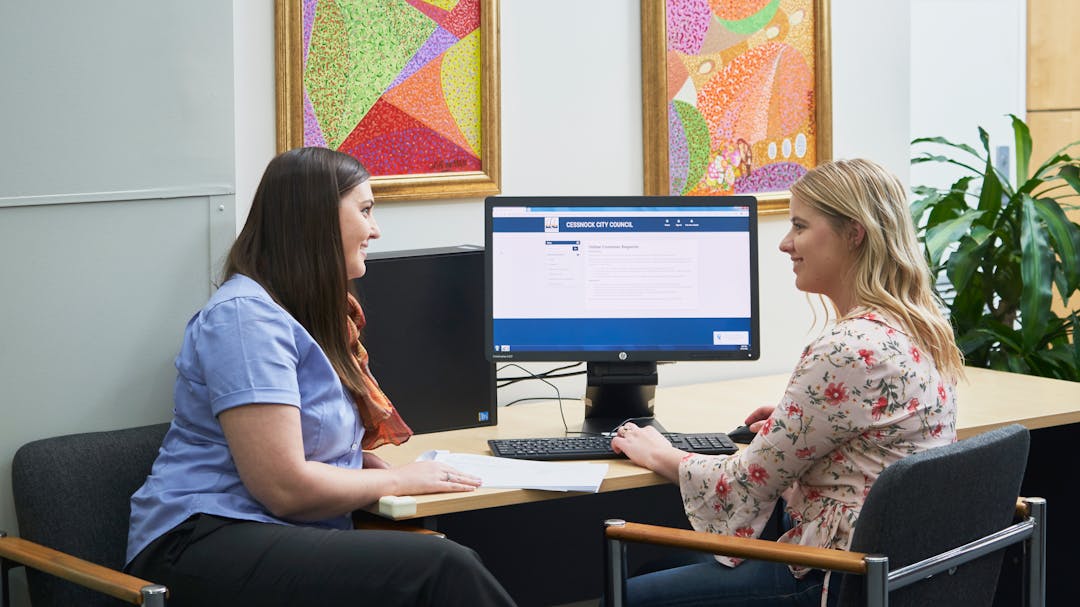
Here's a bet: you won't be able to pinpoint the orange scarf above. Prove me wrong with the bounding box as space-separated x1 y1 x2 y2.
345 293 413 449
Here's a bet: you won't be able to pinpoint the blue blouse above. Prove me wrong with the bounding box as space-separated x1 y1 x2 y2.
126 274 365 565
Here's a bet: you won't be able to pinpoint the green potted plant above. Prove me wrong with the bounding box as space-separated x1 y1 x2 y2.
911 114 1080 380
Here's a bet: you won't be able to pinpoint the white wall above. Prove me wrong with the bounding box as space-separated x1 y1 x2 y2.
234 0 277 240
235 0 914 406
909 0 1026 191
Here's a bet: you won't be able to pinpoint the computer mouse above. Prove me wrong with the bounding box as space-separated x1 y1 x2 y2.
727 425 756 444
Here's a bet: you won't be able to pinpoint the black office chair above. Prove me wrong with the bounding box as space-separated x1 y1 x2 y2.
1 423 171 606
603 423 1046 607
0 422 445 607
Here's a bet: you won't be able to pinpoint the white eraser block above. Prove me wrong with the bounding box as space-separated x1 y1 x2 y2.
378 495 417 518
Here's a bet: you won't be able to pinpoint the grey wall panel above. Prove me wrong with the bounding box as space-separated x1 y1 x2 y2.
0 196 214 538
0 0 234 199
0 7 233 605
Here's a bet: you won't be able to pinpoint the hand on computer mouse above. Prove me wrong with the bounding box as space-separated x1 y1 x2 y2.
744 405 774 429
726 424 757 444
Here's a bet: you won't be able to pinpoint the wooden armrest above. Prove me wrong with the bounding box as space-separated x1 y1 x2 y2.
0 535 163 605
1015 498 1029 520
351 511 445 538
605 522 868 575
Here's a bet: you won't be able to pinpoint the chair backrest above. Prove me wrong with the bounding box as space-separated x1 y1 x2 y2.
834 423 1030 607
11 423 169 607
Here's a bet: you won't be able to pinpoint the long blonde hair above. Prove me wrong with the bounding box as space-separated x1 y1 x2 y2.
790 158 965 379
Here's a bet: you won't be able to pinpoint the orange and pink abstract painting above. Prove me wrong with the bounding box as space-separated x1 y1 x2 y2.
660 0 827 198
301 0 483 177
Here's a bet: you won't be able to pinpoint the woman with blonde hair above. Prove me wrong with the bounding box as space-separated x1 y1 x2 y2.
612 158 961 606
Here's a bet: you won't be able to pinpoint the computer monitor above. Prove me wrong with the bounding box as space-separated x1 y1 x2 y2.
485 196 760 435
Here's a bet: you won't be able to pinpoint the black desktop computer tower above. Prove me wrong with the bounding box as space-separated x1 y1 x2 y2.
352 245 496 434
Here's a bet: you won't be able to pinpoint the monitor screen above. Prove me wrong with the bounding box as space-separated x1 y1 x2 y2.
485 196 760 434
486 196 759 362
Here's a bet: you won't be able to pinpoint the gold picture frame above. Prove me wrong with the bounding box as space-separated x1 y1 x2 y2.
641 0 832 215
275 0 501 202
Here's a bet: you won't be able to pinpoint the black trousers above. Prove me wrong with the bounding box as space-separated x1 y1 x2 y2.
128 514 516 607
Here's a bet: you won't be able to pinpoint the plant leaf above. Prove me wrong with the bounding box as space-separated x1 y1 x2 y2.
1037 314 1074 346
1019 195 1056 351
1032 196 1080 296
972 125 1018 193
911 153 984 176
925 210 983 267
945 229 992 295
978 126 992 154
991 248 1023 319
926 186 970 227
955 327 995 360
975 161 1004 227
910 189 944 229
912 136 983 159
1010 114 1032 185
1006 354 1031 374
976 321 1025 351
1053 267 1071 312
950 274 988 337
1058 164 1080 196
1027 343 1079 380
910 178 973 228
1030 152 1076 183
987 352 1012 371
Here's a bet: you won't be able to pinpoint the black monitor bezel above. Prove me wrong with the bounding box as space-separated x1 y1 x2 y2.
484 195 760 363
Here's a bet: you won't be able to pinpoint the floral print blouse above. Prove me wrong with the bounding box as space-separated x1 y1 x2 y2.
678 312 957 603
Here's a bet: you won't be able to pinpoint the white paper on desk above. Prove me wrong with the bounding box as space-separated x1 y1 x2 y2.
417 450 608 493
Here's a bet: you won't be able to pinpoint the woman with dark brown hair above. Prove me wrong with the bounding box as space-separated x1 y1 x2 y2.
125 147 514 606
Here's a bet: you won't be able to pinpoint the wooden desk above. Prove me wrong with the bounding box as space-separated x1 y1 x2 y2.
372 367 1080 520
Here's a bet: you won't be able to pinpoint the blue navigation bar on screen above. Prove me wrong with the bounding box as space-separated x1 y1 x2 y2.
491 317 752 352
493 216 749 233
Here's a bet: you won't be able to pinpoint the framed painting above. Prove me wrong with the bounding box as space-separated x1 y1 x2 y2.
642 0 831 215
275 0 501 202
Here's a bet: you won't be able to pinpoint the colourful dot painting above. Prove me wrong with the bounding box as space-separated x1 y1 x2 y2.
302 0 482 176
666 0 816 196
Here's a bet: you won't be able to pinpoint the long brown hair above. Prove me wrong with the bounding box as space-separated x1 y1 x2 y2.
224 147 371 398
790 159 965 379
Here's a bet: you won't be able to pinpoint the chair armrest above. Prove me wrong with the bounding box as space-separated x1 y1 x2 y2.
0 535 165 605
1015 497 1030 520
351 511 446 538
605 521 868 575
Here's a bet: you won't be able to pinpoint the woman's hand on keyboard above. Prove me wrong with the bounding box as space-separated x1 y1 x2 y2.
610 422 684 482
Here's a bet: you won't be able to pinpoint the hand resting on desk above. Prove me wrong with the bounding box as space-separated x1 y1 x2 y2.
220 404 481 524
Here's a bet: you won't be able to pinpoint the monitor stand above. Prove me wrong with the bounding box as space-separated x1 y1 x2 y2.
580 361 667 435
